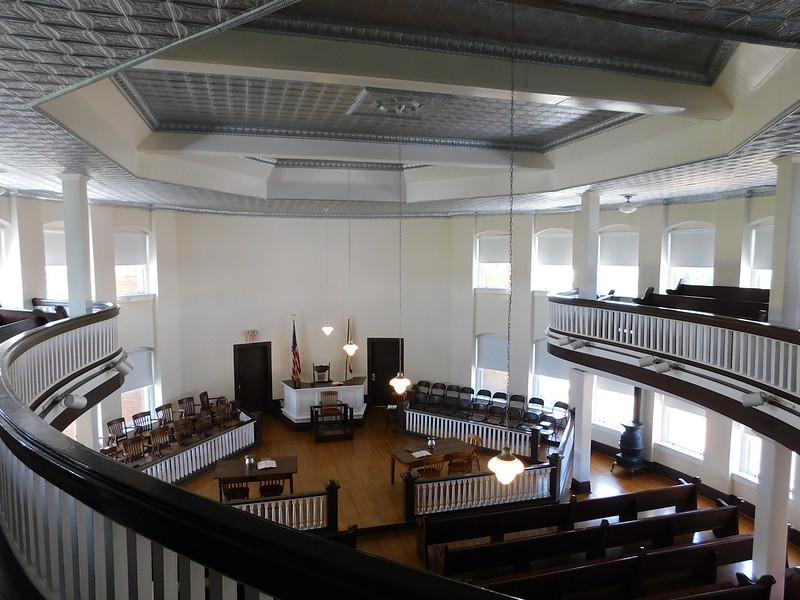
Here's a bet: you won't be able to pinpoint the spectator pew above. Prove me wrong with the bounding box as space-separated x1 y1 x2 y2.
475 536 759 600
417 480 699 567
633 287 768 321
432 503 740 578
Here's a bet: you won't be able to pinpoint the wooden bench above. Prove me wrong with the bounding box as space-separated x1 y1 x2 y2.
417 480 698 567
476 534 755 600
633 287 768 321
666 283 769 304
433 504 739 577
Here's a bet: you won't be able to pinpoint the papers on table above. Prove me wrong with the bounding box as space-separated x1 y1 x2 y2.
257 459 277 469
411 450 431 459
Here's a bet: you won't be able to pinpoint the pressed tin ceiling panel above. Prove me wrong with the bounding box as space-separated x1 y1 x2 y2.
0 0 799 216
116 70 636 152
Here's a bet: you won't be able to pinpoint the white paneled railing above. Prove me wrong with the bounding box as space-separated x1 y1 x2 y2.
413 467 553 516
404 410 540 458
549 296 800 401
0 306 502 600
2 303 120 409
143 420 256 484
234 492 329 530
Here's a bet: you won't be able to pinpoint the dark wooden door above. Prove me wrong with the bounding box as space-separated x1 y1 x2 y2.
233 342 272 412
367 337 403 406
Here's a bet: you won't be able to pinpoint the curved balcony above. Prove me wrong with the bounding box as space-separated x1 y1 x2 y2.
0 305 502 600
546 291 800 455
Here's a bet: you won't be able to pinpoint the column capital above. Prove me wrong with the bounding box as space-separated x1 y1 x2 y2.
771 154 800 167
58 173 91 184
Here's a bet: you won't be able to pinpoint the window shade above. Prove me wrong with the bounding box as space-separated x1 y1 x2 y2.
476 334 508 372
669 229 714 268
119 348 154 394
478 236 509 263
44 230 66 266
599 231 639 267
752 227 773 270
533 339 568 378
114 232 148 266
537 234 572 266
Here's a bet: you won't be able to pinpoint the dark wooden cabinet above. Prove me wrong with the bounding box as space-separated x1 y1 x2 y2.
233 342 272 412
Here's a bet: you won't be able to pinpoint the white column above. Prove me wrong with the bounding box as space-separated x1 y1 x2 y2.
714 196 747 286
568 368 595 492
573 191 599 300
636 205 668 297
59 174 92 316
769 155 800 327
752 437 790 600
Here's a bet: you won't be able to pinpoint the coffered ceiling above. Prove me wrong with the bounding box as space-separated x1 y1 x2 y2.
3 0 800 217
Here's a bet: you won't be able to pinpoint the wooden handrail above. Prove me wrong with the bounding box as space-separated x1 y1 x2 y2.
0 308 506 599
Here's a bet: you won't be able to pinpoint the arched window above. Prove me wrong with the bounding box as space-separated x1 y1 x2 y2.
114 229 150 296
534 229 572 292
598 228 639 297
476 235 510 289
667 224 714 289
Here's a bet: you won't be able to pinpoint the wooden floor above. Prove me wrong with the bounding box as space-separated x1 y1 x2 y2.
180 408 798 572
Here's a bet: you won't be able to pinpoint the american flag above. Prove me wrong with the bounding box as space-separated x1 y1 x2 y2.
291 319 301 381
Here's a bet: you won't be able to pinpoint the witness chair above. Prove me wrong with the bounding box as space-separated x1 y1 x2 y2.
258 474 287 498
221 477 251 501
416 455 446 479
318 391 342 420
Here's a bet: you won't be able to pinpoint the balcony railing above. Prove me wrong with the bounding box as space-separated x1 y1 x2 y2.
0 305 504 600
547 292 800 454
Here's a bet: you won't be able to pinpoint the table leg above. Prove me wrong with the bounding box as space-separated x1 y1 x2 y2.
218 480 223 502
390 456 396 484
289 474 294 494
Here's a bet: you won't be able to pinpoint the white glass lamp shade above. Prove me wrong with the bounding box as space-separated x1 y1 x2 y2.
389 373 411 394
488 446 525 485
343 341 359 356
322 324 334 336
618 195 637 214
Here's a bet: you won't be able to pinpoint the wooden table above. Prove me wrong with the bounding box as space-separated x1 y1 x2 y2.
212 456 297 501
387 437 473 483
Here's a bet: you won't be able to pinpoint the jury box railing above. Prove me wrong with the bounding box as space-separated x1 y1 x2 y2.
0 305 503 600
401 409 575 520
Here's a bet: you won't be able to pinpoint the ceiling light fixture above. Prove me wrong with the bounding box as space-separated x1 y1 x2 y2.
619 194 638 214
343 184 359 362
489 5 524 486
389 108 411 396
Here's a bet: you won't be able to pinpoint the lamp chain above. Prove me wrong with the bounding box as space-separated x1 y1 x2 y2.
397 110 404 374
505 4 516 431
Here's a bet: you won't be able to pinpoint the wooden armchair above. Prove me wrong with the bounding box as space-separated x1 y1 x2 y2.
131 411 153 437
318 391 342 420
106 417 135 445
220 477 251 501
172 418 193 446
149 425 171 457
446 450 475 475
212 402 233 428
258 474 287 498
155 403 175 427
120 435 149 464
416 455 446 478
